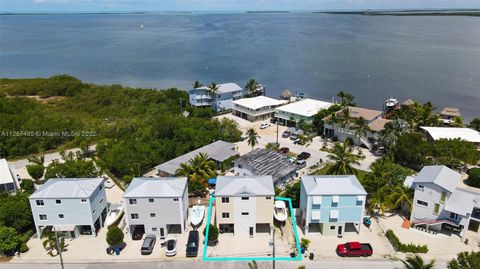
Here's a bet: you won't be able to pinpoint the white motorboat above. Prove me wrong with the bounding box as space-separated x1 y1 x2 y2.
106 203 124 227
274 201 287 222
191 205 205 227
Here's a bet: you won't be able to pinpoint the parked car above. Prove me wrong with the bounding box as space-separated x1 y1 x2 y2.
240 134 248 141
132 226 145 240
292 138 300 145
336 242 373 257
260 123 271 129
279 147 289 154
165 238 177 257
185 231 199 257
282 127 296 138
140 235 156 255
297 152 311 160
296 160 307 169
290 129 304 140
288 157 297 163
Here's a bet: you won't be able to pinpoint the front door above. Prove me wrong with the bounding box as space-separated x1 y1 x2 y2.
249 227 254 237
337 226 343 237
160 228 165 239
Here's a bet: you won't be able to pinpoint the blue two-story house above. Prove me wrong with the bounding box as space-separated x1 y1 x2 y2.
300 175 367 237
189 83 243 112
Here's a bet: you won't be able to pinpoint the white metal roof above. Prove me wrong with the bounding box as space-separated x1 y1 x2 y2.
215 176 274 197
301 175 367 196
420 127 480 143
444 188 480 216
276 98 333 117
233 96 287 110
413 165 460 193
0 159 14 185
30 178 104 199
124 177 187 198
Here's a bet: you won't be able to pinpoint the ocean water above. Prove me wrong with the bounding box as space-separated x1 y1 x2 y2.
0 13 479 120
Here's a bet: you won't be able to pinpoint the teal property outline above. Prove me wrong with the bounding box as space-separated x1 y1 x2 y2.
202 195 302 261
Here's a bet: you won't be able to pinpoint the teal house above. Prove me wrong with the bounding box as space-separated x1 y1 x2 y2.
299 175 367 236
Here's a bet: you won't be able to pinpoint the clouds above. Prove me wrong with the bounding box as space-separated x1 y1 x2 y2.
1 0 479 12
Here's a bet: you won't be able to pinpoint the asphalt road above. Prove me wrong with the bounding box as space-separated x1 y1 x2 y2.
1 259 449 269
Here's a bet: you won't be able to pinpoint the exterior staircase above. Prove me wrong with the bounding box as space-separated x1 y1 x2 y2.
359 136 373 150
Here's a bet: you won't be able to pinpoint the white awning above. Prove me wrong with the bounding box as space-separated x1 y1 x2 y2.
332 196 339 203
357 195 365 201
53 225 76 232
311 211 321 220
312 196 322 205
330 210 339 219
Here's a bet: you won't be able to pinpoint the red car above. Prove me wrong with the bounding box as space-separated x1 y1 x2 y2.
336 242 373 257
279 147 289 154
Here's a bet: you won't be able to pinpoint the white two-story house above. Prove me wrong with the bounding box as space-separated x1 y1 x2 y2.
0 158 17 193
215 176 274 237
410 165 480 238
189 83 244 112
29 178 107 238
123 177 188 239
300 175 367 237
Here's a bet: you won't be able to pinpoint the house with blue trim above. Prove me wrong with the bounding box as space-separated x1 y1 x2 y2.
189 83 243 112
299 175 367 236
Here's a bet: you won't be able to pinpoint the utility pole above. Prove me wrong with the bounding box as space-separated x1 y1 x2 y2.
275 118 279 145
55 232 65 269
272 228 276 269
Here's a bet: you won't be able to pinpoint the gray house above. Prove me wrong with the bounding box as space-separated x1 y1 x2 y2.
410 165 480 237
233 148 297 186
0 158 16 193
123 177 189 239
29 178 107 238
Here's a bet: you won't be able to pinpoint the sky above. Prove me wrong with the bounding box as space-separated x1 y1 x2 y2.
0 0 479 13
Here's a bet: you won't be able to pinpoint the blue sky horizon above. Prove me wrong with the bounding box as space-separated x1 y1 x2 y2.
1 0 480 13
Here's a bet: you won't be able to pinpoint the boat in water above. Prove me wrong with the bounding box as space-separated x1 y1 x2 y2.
274 201 287 222
106 202 124 227
191 205 205 227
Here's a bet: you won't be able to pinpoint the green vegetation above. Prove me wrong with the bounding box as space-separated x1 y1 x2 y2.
0 76 241 181
176 153 216 196
448 251 480 269
281 181 301 208
246 128 259 150
106 226 124 246
300 238 311 250
248 260 258 269
0 192 33 234
26 163 45 182
43 151 99 179
386 229 428 253
203 224 219 243
41 228 65 256
0 227 20 255
469 118 480 131
326 141 365 175
401 254 435 269
19 179 35 194
312 105 342 135
466 168 480 188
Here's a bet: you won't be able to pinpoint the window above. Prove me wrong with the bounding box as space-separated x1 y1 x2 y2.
450 213 459 220
241 197 250 200
150 213 156 217
131 214 139 219
36 200 44 206
241 212 249 216
173 198 179 202
238 164 243 169
148 198 154 203
416 200 428 207
55 199 62 204
152 228 157 232
222 197 229 203
440 191 447 203
129 199 137 205
330 225 336 230
418 185 424 191
58 214 64 219
39 214 47 220
266 197 272 200
433 203 440 215
81 199 87 202
222 212 230 218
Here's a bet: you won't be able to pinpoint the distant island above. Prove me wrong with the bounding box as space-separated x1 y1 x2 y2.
316 9 480 17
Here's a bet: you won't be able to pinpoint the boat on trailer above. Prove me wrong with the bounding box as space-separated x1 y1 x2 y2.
274 201 287 222
191 205 205 227
106 202 124 227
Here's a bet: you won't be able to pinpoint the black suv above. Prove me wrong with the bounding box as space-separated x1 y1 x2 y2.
185 231 199 257
297 152 311 160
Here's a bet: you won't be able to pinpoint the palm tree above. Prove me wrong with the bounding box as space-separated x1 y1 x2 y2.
246 128 259 150
176 153 217 195
326 141 365 175
337 107 351 129
402 255 435 269
353 116 370 147
390 185 414 215
41 228 65 256
326 113 339 138
208 82 219 96
245 79 260 96
192 81 203 89
337 91 355 107
248 260 258 269
377 119 410 151
367 187 392 215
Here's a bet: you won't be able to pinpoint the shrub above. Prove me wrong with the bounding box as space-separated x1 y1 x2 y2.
26 164 44 181
0 227 20 255
20 242 29 253
466 168 480 188
20 179 35 194
106 226 124 246
203 224 219 242
448 251 480 269
300 238 311 249
385 229 428 253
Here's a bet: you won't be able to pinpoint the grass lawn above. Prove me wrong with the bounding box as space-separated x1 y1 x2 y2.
310 164 370 181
